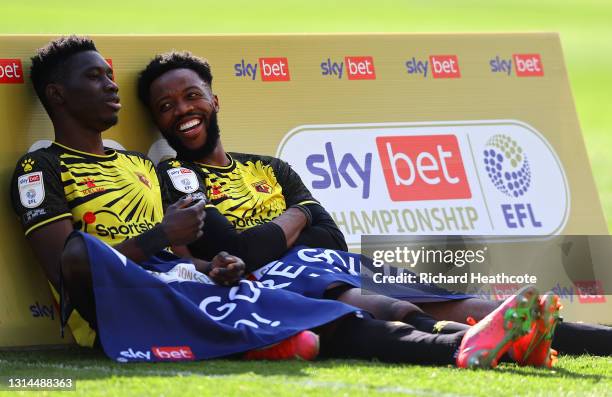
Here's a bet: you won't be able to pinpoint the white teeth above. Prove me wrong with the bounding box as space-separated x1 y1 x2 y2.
178 119 201 131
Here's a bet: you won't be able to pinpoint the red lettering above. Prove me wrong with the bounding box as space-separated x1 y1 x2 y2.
513 54 544 77
259 57 290 82
345 56 376 80
152 346 195 360
0 59 24 84
429 55 461 78
574 281 606 304
376 135 471 201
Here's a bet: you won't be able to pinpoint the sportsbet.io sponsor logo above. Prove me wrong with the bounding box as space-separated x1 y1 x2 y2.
277 120 569 247
76 209 158 241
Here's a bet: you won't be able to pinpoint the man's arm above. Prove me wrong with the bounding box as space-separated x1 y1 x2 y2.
113 196 206 263
272 157 348 250
27 220 74 291
25 195 206 292
293 203 348 251
187 206 294 273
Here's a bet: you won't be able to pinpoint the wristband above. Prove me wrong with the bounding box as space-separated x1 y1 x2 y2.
290 204 312 228
135 225 170 258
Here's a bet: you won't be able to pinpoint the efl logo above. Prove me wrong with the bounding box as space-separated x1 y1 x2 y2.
429 55 460 79
376 135 471 201
574 281 606 304
0 59 24 84
513 54 544 77
258 57 290 82
345 56 376 80
152 346 195 360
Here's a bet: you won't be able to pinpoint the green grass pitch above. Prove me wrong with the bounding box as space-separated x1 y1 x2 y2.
1 1 611 396
1 348 611 396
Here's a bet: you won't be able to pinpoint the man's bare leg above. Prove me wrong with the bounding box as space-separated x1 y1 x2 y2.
332 287 470 334
334 287 423 320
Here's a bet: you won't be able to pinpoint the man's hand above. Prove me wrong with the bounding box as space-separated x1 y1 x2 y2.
162 195 206 246
194 251 245 286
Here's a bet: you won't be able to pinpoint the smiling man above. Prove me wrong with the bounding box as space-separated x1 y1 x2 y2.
7 36 348 364
136 51 589 368
140 51 611 361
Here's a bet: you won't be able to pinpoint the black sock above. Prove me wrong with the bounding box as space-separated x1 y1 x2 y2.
552 321 612 356
403 312 470 334
319 315 466 365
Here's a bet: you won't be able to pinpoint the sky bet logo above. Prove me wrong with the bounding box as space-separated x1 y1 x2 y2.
405 55 461 79
321 56 376 80
152 346 195 361
490 54 544 77
377 135 471 201
304 135 470 201
234 58 290 81
0 59 24 84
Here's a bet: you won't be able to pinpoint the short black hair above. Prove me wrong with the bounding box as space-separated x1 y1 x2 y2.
137 51 213 106
30 35 98 112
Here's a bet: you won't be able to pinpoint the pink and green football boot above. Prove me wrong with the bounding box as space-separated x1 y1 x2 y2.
511 292 562 368
456 285 540 368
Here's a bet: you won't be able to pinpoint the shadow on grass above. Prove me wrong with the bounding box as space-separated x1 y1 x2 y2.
495 365 611 382
1 346 609 383
0 346 387 380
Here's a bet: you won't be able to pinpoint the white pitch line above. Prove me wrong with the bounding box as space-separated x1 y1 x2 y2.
0 359 470 397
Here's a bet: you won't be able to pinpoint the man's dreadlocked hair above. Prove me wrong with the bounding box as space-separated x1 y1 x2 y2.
30 36 97 113
137 51 213 106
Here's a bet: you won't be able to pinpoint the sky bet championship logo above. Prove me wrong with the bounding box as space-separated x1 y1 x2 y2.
277 120 569 247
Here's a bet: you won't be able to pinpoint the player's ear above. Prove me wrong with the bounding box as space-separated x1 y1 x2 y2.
213 94 219 112
46 83 65 107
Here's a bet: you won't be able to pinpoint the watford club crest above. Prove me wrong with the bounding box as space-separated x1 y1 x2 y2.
135 172 152 189
252 180 272 194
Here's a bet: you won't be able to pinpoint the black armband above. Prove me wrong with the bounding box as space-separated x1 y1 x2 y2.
135 225 170 258
290 204 312 228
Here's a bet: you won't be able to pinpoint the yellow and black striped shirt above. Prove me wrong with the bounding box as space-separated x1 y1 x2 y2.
11 142 164 347
158 152 317 230
11 142 163 243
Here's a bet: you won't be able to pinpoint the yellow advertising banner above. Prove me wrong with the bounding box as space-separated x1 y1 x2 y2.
0 34 609 347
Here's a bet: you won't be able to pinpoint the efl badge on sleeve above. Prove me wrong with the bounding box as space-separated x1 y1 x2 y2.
167 167 199 193
18 172 45 208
